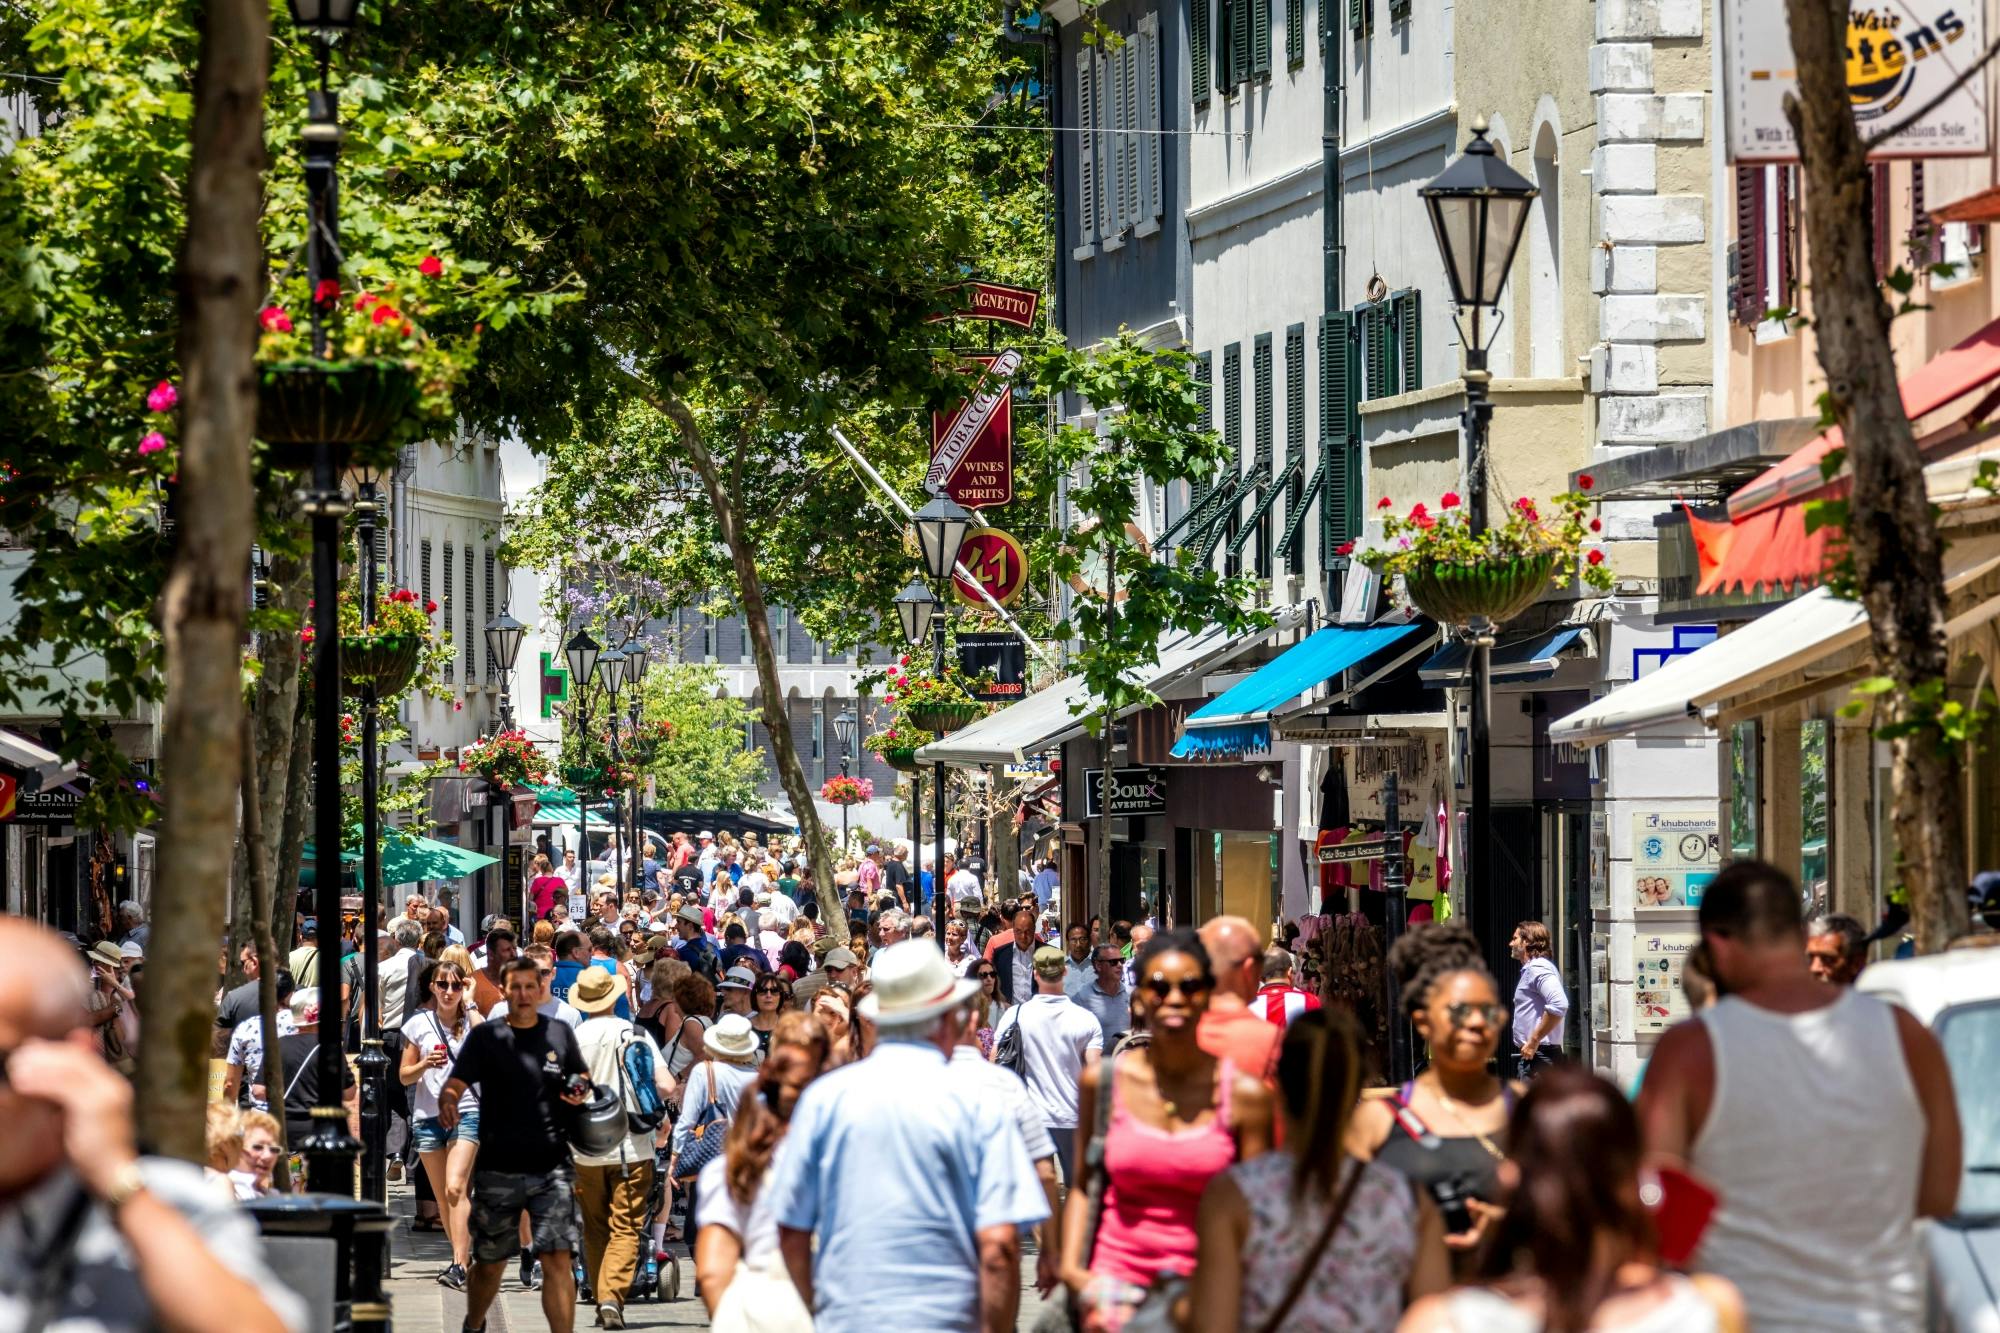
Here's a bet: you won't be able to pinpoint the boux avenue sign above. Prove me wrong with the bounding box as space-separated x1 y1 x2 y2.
1082 767 1168 819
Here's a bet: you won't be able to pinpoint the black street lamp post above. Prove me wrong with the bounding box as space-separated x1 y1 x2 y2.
894 579 937 910
483 609 526 920
1419 117 1536 947
564 630 602 896
621 636 650 885
911 494 971 921
351 468 389 1208
832 706 857 853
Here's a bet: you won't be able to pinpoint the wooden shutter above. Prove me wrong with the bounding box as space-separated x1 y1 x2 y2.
1286 0 1304 66
1105 46 1128 234
1390 0 1410 18
1395 290 1421 393
1253 333 1274 576
1139 15 1163 221
1285 324 1306 575
442 543 455 683
1731 164 1765 326
1222 343 1244 571
1075 50 1098 247
464 545 475 683
1320 313 1359 561
1252 0 1271 76
1192 0 1211 105
1188 352 1214 533
1363 303 1395 399
420 540 432 609
1350 0 1369 37
1912 161 1946 266
1121 40 1141 231
1094 50 1113 238
1871 163 1891 279
483 549 496 681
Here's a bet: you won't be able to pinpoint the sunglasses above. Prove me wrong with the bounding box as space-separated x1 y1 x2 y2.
976 970 996 980
756 985 787 995
1446 1001 1508 1030
1141 974 1214 1000
433 980 463 992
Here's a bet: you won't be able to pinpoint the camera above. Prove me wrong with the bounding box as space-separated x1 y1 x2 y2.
1428 1173 1476 1235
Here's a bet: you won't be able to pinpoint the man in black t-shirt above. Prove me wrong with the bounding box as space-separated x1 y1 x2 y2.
443 957 590 1331
273 988 357 1147
670 859 702 898
883 845 913 912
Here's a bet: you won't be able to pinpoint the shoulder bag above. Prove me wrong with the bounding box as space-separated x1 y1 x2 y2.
673 1061 730 1182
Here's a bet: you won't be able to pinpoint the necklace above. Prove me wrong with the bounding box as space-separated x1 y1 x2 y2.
1433 1084 1505 1161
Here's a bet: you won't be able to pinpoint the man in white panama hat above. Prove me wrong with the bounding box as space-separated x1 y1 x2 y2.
766 941 1049 1333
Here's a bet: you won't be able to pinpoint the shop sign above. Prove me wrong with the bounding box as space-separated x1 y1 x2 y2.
0 773 15 820
927 281 1041 329
1083 766 1167 819
10 785 82 823
1724 2 1988 161
951 530 1030 608
1633 810 1721 911
930 351 1019 509
957 631 1028 700
1318 836 1391 865
1634 930 1702 1032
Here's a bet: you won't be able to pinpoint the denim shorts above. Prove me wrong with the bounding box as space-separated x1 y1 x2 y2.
470 1166 578 1264
411 1110 479 1153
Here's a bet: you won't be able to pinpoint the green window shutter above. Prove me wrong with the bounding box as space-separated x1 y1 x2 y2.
1390 0 1410 19
1253 333 1274 576
1252 0 1272 76
1285 323 1306 575
1223 343 1242 572
1287 0 1304 66
1230 0 1251 87
1192 350 1213 502
1350 0 1369 37
1396 289 1421 393
1192 0 1211 106
1216 0 1233 93
1320 313 1358 566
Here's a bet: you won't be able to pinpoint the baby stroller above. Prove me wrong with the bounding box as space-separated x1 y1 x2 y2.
625 1147 683 1302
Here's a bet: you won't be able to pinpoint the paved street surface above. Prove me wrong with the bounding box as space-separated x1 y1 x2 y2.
382 1182 1054 1331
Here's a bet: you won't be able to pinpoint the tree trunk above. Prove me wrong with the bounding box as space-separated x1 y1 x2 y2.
242 714 291 1187
274 688 311 956
255 524 310 955
990 764 1019 910
657 396 849 942
136 0 267 1162
1785 0 1969 952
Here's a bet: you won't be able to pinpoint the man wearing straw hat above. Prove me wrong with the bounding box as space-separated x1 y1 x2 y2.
768 941 1048 1332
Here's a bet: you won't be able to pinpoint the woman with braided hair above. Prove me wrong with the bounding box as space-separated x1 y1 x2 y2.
1191 1009 1448 1331
1351 922 1520 1271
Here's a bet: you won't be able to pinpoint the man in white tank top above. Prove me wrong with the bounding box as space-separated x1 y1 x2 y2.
1637 860 1962 1333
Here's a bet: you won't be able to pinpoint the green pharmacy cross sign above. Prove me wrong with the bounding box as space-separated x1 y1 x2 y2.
540 651 568 720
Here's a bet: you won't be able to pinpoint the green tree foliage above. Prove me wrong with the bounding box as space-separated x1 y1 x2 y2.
635 664 768 813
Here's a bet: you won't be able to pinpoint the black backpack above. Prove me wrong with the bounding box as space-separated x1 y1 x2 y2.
992 1009 1027 1078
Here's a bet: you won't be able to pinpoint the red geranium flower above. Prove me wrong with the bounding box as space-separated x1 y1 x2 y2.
1578 474 1594 490
371 304 398 326
1589 518 1602 533
418 254 444 277
1376 496 1393 509
1587 548 1605 565
354 292 377 310
258 306 293 333
1440 491 1461 509
1335 540 1356 557
313 279 340 306
1409 502 1429 521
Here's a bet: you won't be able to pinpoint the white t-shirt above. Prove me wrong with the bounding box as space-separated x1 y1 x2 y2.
949 1046 1055 1162
226 1010 297 1110
992 993 1103 1129
572 1015 665 1167
948 868 981 898
695 1137 791 1265
485 998 582 1028
759 891 798 929
401 1009 480 1120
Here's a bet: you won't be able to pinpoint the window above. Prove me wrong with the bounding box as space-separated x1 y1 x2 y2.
419 540 432 610
1914 163 1985 287
1075 22 1163 253
1252 333 1274 578
1349 0 1370 37
701 610 715 662
482 549 496 683
1284 323 1306 576
1731 164 1798 327
1221 342 1243 573
1192 0 1212 105
441 544 455 683
1214 0 1269 90
1390 0 1410 20
1360 290 1421 401
1319 311 1361 570
812 698 825 769
464 546 475 685
1286 0 1304 66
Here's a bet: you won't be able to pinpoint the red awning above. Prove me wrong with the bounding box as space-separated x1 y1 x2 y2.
1698 315 2000 595
1727 314 2000 521
1935 185 2000 224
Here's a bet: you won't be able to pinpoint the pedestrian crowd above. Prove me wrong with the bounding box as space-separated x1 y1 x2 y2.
6 842 1972 1333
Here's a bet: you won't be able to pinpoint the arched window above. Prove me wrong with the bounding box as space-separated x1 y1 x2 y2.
1529 120 1563 379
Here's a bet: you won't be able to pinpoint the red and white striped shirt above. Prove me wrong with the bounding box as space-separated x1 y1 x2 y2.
1254 982 1322 1028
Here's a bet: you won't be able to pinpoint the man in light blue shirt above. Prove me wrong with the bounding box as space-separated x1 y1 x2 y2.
770 941 1049 1332
1031 858 1060 908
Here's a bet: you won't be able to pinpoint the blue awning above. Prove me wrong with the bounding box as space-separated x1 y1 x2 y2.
1172 623 1426 760
1418 627 1587 686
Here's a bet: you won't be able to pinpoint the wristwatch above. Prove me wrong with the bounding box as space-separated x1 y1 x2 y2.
102 1159 148 1211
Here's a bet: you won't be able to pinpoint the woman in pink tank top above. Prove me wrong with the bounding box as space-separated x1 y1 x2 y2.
1060 928 1274 1332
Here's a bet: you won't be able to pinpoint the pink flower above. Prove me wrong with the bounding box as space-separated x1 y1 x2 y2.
259 306 293 333
1440 491 1461 509
453 700 463 712
1587 548 1605 566
419 254 444 277
138 431 167 456
885 693 897 704
146 381 177 413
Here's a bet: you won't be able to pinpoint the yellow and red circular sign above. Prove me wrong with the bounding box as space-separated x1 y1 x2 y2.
952 528 1029 607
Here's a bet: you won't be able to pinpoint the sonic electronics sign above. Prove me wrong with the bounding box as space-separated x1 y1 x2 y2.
1724 2 1987 160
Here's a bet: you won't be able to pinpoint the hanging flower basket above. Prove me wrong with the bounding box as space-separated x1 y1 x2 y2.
909 702 984 735
820 775 874 806
341 632 424 696
881 747 923 773
563 764 605 787
256 358 415 471
1402 553 1559 629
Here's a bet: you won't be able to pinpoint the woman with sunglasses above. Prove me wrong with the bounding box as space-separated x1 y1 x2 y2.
1352 922 1519 1271
1062 928 1275 1331
969 960 1010 1059
749 971 793 1056
230 1109 284 1200
399 958 481 1289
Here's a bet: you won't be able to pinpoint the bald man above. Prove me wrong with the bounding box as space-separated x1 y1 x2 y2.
0 919 303 1333
1195 915 1281 1083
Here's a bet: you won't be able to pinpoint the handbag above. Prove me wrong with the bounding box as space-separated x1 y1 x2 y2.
673 1061 729 1181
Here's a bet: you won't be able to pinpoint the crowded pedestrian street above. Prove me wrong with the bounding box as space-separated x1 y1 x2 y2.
11 0 2000 1329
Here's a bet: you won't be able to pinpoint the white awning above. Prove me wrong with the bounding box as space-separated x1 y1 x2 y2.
0 727 79 792
1551 533 2000 747
918 626 1243 766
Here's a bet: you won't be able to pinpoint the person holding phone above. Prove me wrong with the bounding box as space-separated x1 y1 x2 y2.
400 959 481 1290
442 957 591 1333
1352 923 1519 1272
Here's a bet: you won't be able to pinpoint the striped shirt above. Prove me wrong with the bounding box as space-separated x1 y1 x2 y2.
1254 982 1321 1028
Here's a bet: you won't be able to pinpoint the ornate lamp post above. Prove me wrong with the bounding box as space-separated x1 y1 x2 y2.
564 629 601 881
595 646 628 890
349 459 390 1207
620 635 650 883
832 706 858 853
893 577 938 909
1419 117 1536 951
483 609 526 921
911 493 971 920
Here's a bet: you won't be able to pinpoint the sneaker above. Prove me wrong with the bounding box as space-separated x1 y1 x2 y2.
596 1304 624 1330
578 1284 594 1306
387 1159 404 1183
524 1261 543 1292
437 1264 467 1291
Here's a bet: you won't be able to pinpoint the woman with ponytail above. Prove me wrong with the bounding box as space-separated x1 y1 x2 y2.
1191 1010 1448 1332
1397 1068 1743 1333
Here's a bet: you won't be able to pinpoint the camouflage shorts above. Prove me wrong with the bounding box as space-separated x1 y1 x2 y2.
469 1166 578 1265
